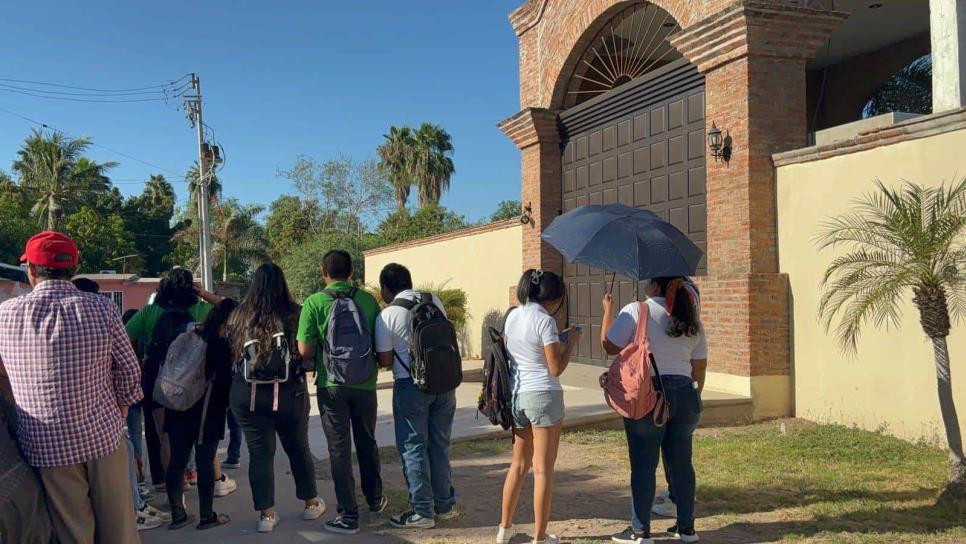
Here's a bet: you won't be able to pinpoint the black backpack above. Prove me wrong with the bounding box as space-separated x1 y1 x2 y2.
478 309 515 430
142 307 194 408
390 292 462 394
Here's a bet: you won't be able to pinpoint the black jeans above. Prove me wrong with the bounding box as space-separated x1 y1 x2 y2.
624 375 702 533
226 410 242 462
167 432 219 520
144 404 165 484
230 377 318 511
317 386 383 519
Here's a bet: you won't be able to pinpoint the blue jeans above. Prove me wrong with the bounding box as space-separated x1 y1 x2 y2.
624 375 701 533
392 378 457 518
631 451 676 531
125 437 145 510
226 410 242 462
126 404 144 467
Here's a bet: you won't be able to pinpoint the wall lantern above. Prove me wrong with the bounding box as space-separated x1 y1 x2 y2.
707 121 732 163
520 202 533 225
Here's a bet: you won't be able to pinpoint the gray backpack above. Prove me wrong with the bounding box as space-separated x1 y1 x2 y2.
322 288 375 385
152 325 210 412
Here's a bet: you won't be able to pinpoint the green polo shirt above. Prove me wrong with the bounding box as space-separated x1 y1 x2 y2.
125 301 212 348
297 281 380 390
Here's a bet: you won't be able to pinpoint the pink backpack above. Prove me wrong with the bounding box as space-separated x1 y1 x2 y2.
599 302 669 424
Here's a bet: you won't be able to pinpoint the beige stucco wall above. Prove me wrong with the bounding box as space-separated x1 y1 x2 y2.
777 127 966 444
364 222 523 359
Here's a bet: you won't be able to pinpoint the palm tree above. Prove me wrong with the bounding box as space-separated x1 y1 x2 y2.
377 125 415 212
12 129 111 230
410 123 455 207
817 179 966 497
864 55 932 118
211 199 268 281
186 161 222 207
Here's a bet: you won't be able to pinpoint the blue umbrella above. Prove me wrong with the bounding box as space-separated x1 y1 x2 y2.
541 204 703 281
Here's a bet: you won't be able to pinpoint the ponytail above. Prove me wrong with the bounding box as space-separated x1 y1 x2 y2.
516 269 565 305
652 276 701 337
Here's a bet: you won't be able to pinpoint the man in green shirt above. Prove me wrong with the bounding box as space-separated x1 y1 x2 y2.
297 250 384 535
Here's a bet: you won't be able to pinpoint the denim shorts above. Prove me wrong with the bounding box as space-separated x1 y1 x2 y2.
512 390 565 428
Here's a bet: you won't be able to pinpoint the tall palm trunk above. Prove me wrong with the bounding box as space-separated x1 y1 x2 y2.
223 249 229 283
914 286 966 495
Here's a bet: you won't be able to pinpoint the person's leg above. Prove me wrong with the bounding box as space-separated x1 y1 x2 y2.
232 405 278 512
152 408 171 476
392 379 433 518
38 463 96 543
661 446 675 503
275 386 319 503
126 404 144 476
87 441 140 544
195 439 220 520
125 437 145 511
499 426 533 529
661 387 702 532
144 406 165 485
531 422 563 541
226 410 242 464
623 414 665 536
349 388 383 507
166 432 193 520
427 388 457 515
318 386 358 518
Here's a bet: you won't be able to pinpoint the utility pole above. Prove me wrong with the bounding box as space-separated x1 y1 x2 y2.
185 74 215 291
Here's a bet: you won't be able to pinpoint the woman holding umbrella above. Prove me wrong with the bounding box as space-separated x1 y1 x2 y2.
603 278 706 544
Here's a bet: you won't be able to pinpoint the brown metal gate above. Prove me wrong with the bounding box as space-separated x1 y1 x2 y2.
559 58 707 366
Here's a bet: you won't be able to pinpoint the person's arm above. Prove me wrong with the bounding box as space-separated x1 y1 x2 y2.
195 285 224 305
107 303 142 416
296 300 318 362
691 358 707 393
601 293 622 355
374 311 396 369
543 318 580 377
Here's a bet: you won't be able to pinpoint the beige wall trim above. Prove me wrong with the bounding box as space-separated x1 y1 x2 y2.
363 219 520 258
774 107 966 167
705 372 751 397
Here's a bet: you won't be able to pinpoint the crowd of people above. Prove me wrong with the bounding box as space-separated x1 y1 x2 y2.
0 230 707 544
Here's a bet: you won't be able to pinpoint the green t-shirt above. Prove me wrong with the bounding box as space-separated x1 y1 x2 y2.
125 301 212 349
297 281 380 390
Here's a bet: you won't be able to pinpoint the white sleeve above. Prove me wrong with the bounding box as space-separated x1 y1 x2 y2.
538 315 560 346
433 294 448 318
374 312 394 353
606 304 639 348
691 330 708 359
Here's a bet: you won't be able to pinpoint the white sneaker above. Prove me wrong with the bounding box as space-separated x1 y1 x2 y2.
213 475 237 497
257 512 279 533
139 503 172 522
534 535 559 544
667 525 700 543
652 493 677 518
136 511 163 531
303 499 326 520
496 525 513 544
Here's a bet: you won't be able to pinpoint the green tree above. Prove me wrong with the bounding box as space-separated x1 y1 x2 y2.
123 175 177 275
12 130 116 230
376 204 466 245
64 207 140 273
864 55 932 118
277 232 373 302
212 199 269 281
265 195 323 260
489 200 522 223
186 161 222 208
410 123 455 207
377 126 415 212
0 174 35 263
817 179 966 497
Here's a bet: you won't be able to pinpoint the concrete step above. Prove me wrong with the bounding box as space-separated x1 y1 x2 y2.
376 359 484 390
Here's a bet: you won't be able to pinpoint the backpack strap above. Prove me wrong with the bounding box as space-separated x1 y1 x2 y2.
322 288 342 300
389 297 418 311
419 292 434 305
347 287 358 298
633 301 650 346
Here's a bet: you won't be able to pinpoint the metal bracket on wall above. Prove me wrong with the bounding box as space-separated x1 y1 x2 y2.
521 202 533 226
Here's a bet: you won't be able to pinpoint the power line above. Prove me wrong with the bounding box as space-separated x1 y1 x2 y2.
0 82 190 98
0 87 187 103
0 75 190 93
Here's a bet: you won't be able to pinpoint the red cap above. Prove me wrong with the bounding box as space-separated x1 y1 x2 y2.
20 231 80 269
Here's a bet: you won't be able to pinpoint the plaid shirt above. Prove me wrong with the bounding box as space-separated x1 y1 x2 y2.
0 280 142 467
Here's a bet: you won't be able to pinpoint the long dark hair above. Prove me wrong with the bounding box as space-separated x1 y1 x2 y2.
201 298 237 343
652 276 701 338
155 268 197 309
229 263 299 360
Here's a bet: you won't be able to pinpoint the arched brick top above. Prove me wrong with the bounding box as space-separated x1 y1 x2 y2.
518 0 701 110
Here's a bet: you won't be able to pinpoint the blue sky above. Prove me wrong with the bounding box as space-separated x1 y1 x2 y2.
0 1 523 222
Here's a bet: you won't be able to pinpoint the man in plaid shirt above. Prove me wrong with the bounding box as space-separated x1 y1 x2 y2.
0 231 141 544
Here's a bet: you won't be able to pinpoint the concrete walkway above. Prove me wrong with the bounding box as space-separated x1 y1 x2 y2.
140 362 749 544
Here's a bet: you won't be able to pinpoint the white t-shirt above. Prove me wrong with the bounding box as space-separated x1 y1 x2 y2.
605 297 707 377
374 290 447 380
503 302 562 393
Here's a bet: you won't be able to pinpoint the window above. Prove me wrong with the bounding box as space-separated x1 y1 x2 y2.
102 291 123 312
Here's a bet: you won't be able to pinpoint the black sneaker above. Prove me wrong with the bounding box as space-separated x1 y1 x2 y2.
667 524 700 543
325 516 360 535
390 510 435 529
369 496 388 513
612 526 653 543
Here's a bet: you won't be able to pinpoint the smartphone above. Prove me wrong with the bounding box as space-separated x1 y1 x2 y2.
559 325 582 343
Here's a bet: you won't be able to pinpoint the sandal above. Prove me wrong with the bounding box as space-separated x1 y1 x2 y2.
197 513 230 530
